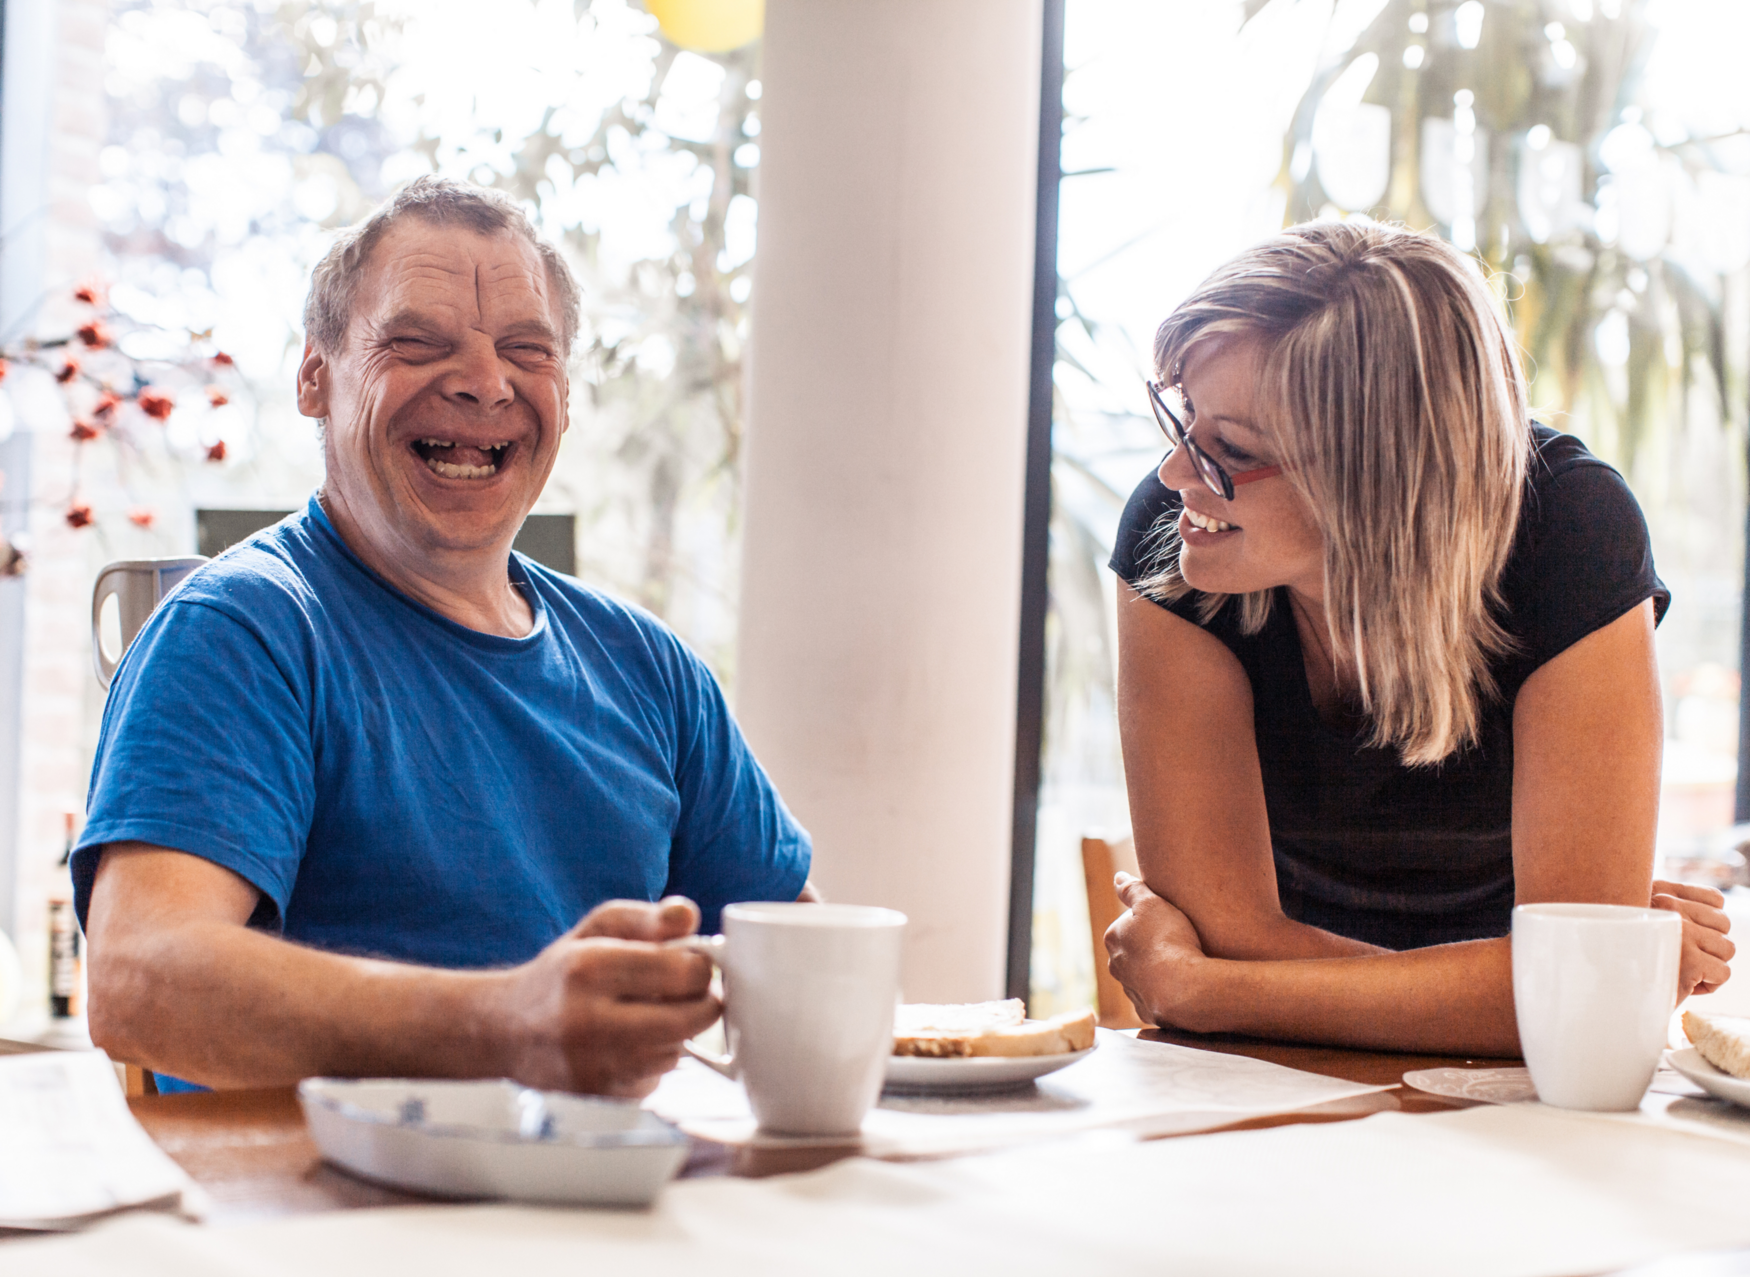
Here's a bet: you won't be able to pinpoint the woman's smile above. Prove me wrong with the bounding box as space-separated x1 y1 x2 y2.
1181 507 1237 536
1160 335 1322 599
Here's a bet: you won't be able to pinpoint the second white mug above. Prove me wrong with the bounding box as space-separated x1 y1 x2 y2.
1512 902 1681 1112
679 901 906 1137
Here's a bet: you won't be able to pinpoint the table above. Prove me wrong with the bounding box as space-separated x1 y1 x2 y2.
9 1031 1749 1276
122 1027 1480 1225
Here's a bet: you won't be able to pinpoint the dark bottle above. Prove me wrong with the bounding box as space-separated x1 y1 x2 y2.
49 812 81 1020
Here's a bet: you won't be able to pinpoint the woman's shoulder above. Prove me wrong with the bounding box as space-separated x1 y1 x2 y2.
1514 425 1662 595
1500 424 1669 670
1109 465 1264 650
1526 423 1623 488
1110 465 1181 585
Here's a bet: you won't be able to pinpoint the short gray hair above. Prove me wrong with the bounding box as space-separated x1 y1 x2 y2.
302 175 581 357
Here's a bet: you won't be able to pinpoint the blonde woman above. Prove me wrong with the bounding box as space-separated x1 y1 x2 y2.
1105 221 1733 1055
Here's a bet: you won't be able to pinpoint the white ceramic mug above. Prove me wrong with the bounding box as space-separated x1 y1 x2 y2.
1512 902 1681 1111
91 557 208 688
676 902 906 1137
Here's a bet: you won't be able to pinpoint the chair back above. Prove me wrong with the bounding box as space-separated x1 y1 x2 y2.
91 557 208 687
121 1063 158 1098
1080 833 1148 1029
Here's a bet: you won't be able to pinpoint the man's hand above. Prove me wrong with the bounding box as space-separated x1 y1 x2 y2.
496 897 721 1098
1104 872 1214 1031
1652 879 1734 1000
573 896 706 944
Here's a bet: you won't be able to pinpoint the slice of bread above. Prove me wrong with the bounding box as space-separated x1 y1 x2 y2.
1683 1010 1750 1079
893 999 1026 1038
893 1001 1096 1059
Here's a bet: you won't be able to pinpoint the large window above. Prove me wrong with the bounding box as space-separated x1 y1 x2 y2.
86 0 758 679
0 0 767 1008
1033 0 1750 1013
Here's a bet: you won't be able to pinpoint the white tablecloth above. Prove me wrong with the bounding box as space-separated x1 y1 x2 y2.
10 1103 1750 1277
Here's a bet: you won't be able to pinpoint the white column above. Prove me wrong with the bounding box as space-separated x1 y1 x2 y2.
736 0 1043 1002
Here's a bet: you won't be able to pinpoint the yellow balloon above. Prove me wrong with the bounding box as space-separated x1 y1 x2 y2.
645 0 764 53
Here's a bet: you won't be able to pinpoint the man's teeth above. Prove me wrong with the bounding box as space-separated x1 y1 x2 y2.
426 457 497 479
1186 509 1234 533
417 438 510 481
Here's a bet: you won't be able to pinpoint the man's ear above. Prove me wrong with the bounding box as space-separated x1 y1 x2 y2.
296 342 329 420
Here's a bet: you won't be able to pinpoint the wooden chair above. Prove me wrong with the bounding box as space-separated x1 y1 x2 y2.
1080 833 1148 1029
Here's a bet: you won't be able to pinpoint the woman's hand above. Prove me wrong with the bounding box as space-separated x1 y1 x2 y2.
1651 879 1734 999
1104 872 1215 1031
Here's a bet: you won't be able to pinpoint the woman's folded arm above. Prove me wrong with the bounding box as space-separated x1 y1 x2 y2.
1105 875 1518 1054
1117 586 1384 964
1113 589 1730 1057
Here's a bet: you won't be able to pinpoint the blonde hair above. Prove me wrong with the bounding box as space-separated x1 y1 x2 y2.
1138 222 1530 766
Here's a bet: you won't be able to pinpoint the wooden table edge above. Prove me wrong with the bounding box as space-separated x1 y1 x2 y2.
114 1031 1503 1218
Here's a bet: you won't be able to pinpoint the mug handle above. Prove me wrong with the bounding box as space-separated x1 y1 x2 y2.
666 934 735 1078
90 564 128 690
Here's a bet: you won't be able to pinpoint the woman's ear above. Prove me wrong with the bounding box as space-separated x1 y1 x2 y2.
296 342 329 419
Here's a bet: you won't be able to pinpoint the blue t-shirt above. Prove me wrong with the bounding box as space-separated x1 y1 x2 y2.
74 496 811 966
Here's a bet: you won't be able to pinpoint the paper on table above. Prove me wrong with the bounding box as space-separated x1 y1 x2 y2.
646 1028 1393 1156
1617 1088 1750 1149
13 1103 1750 1277
0 1050 203 1231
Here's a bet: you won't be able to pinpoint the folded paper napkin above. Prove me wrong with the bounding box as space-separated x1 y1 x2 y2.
1401 1062 1707 1106
646 1028 1393 1156
0 1050 204 1230
1398 1056 1750 1158
12 1103 1750 1277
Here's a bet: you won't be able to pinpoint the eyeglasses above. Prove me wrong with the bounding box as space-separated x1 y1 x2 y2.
1146 380 1282 501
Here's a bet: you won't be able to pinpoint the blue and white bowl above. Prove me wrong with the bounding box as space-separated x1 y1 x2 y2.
298 1077 689 1207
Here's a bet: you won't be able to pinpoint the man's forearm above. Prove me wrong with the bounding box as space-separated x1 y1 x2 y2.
87 844 721 1095
1172 936 1520 1057
90 919 512 1087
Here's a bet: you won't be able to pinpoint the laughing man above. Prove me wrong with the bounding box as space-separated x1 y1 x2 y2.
75 177 812 1096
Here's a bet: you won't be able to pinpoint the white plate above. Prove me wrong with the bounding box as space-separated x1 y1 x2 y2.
298 1078 689 1207
1667 1047 1750 1109
882 1046 1095 1095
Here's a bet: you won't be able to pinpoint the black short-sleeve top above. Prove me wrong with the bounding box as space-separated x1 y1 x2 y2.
1108 425 1670 950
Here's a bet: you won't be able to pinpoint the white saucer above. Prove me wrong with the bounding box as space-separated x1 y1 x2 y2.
299 1078 689 1206
882 1046 1095 1095
1667 1047 1750 1109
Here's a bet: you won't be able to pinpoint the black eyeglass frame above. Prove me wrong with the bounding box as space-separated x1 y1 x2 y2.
1146 379 1282 502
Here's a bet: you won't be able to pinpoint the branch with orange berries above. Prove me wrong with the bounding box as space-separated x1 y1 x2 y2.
0 279 247 547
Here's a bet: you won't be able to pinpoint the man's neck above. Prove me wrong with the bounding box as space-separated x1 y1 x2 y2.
318 488 535 638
